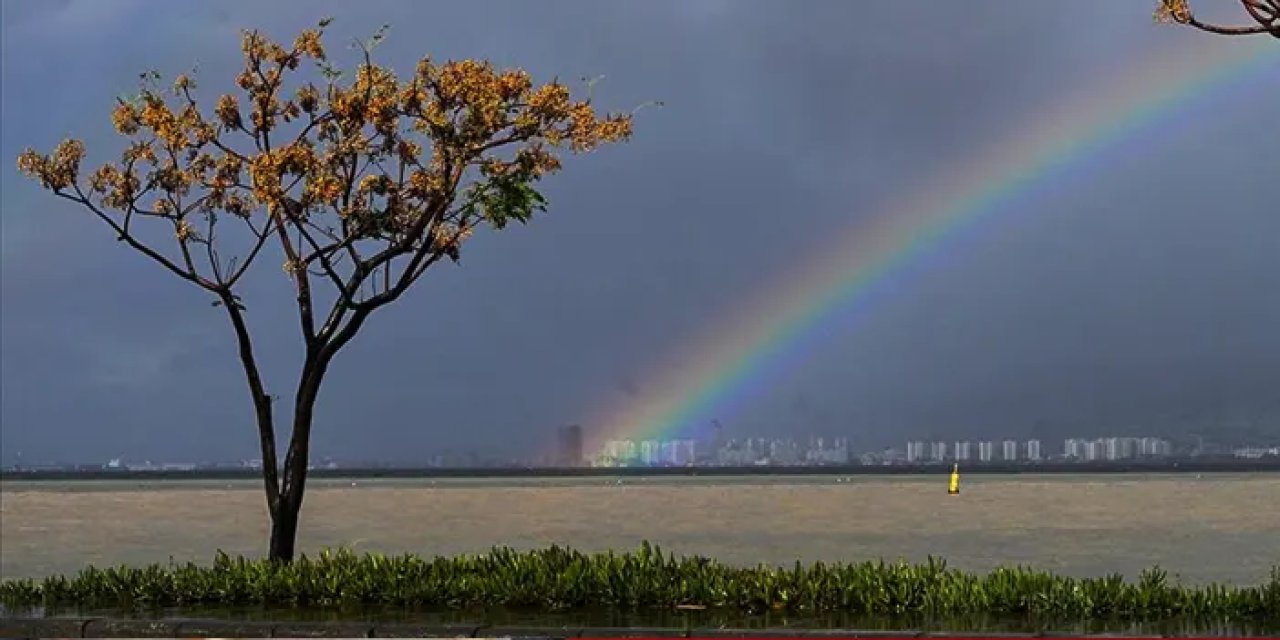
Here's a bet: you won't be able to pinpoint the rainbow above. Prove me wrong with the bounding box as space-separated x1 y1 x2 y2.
589 37 1276 455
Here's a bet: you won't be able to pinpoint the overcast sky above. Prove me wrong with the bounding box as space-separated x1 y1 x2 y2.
2 0 1277 464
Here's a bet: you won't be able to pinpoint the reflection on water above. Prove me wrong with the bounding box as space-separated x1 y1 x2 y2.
4 603 1278 637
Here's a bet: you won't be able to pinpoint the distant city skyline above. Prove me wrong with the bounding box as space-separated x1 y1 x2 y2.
25 416 1280 473
6 416 1280 469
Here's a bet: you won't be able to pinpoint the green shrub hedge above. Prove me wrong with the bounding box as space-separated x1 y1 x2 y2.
2 543 1277 620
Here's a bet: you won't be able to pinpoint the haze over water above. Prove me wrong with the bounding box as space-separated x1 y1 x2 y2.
2 473 1276 585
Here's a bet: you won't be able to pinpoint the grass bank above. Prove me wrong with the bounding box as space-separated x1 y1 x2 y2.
2 543 1277 622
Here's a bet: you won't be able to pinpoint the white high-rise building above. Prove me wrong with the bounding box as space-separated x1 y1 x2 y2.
906 442 926 463
954 441 971 461
660 440 679 465
930 441 949 462
770 439 800 465
717 440 753 466
978 441 995 462
808 437 850 464
1122 437 1137 459
1024 439 1042 461
906 441 927 463
1104 437 1139 461
640 440 662 466
751 438 769 461
603 439 638 465
830 437 851 464
678 439 698 465
1084 439 1104 462
1138 437 1173 457
1002 439 1018 461
1064 438 1085 459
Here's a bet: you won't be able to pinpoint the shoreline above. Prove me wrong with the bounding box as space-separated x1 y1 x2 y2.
4 459 1279 482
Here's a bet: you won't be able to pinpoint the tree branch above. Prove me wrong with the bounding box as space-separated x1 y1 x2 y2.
227 216 276 286
1186 14 1275 34
59 187 220 290
1172 0 1280 36
218 288 281 511
276 211 319 343
292 212 357 303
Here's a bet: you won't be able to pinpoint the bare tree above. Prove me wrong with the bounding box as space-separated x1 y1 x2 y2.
1156 0 1280 36
16 21 636 562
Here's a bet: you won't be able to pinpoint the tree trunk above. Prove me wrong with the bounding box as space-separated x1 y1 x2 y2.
220 296 291 561
268 494 302 561
223 289 363 564
264 353 329 563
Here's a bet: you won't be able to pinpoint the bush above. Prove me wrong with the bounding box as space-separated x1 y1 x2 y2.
2 543 1277 621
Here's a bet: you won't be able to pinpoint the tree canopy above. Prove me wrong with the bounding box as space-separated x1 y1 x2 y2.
16 20 635 561
18 20 632 312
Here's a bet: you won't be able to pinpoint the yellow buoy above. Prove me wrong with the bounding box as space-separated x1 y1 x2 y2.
948 463 960 495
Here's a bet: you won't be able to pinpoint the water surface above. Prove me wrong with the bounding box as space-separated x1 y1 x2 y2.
3 473 1277 584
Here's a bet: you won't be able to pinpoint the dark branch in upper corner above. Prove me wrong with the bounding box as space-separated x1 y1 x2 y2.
1172 0 1280 37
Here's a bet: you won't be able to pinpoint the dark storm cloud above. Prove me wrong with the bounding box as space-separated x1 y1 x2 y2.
2 0 1276 464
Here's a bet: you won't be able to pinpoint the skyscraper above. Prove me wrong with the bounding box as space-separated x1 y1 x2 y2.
906 441 926 463
1025 439 1042 461
640 440 662 466
978 441 995 462
930 441 948 462
1064 438 1085 459
1002 440 1018 462
556 425 584 467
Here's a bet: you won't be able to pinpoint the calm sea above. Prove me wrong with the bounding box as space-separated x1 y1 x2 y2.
2 473 1277 584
